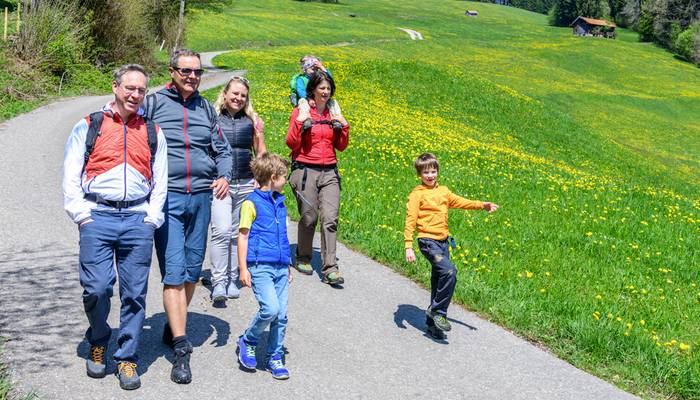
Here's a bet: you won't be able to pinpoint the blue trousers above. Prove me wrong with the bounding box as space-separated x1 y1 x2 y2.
418 238 457 325
155 191 212 286
243 263 289 358
78 211 154 363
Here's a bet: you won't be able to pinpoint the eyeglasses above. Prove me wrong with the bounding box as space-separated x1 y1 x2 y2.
121 85 148 96
231 75 249 84
173 67 205 77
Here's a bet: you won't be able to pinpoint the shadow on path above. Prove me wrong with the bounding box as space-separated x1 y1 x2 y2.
76 311 230 375
393 304 477 344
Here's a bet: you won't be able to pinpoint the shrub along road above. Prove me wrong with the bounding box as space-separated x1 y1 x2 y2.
0 53 637 400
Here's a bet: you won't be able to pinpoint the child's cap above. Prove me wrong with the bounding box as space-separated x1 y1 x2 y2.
301 58 318 71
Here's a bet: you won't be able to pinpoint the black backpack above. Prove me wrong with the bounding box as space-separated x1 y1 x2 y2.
83 111 158 175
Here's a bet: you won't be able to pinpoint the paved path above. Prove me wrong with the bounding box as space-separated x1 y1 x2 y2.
0 53 637 400
398 28 424 40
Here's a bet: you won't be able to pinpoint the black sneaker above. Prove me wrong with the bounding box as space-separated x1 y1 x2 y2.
86 345 107 378
170 343 193 384
116 362 141 390
427 325 446 340
162 323 173 348
425 308 452 332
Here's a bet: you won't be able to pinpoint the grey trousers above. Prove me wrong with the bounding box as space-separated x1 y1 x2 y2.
209 178 255 286
289 166 341 275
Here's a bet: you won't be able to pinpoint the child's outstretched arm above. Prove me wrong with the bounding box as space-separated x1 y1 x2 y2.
404 190 419 263
238 228 252 287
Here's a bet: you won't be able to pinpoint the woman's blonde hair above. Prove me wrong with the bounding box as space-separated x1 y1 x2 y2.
213 76 256 120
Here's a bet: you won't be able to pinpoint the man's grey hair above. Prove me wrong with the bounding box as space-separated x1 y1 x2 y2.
170 49 201 68
114 64 149 85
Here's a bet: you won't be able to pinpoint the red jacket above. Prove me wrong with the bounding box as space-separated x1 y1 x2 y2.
286 107 349 165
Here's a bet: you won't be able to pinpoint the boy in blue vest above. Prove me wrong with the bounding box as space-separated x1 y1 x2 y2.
236 152 293 380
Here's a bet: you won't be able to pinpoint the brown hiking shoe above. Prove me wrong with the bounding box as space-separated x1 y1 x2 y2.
86 345 106 378
117 362 141 390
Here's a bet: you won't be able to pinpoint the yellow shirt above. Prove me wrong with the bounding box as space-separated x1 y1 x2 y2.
404 184 484 248
238 200 256 231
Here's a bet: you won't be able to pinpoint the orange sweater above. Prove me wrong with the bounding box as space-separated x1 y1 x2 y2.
404 184 484 249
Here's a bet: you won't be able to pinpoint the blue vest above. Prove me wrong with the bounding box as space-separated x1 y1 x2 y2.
246 189 291 265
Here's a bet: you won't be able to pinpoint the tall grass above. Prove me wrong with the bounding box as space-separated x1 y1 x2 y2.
195 1 700 398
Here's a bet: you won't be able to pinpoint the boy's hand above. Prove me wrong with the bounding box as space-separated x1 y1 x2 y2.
483 202 499 213
288 265 294 283
240 268 252 288
405 248 416 262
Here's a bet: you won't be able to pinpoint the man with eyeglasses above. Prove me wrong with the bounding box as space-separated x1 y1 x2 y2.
62 64 168 390
143 49 232 385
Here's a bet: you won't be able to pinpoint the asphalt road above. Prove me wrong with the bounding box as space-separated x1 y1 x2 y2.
0 52 638 400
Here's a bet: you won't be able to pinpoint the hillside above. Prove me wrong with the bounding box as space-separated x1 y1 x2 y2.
188 1 700 398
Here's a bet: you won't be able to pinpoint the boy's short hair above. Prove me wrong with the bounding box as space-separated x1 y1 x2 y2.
414 153 439 175
251 153 290 185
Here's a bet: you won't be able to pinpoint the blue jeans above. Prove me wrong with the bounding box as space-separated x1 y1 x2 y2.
243 263 289 358
78 211 155 363
155 191 213 286
418 238 457 324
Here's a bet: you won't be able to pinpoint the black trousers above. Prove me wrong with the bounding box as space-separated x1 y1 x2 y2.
418 238 457 326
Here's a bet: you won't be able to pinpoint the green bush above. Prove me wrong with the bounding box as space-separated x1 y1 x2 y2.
13 1 91 74
637 10 654 42
674 22 700 64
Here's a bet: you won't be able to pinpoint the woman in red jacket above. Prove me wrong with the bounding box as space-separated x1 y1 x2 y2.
286 71 350 285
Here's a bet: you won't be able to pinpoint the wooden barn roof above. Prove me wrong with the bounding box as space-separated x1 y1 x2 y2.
571 16 617 28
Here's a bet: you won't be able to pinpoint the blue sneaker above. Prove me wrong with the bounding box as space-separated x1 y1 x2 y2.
237 336 257 370
267 355 289 380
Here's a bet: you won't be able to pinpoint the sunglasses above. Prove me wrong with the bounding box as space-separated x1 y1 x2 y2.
173 67 205 77
231 75 249 84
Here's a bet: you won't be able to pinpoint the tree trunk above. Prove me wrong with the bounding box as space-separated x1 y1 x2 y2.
173 0 184 52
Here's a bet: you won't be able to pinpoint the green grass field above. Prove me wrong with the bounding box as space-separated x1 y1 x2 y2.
191 1 700 398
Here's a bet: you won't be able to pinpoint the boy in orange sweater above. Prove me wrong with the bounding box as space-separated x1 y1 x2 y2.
404 153 498 339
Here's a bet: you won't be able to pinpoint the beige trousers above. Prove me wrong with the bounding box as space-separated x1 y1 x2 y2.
289 165 341 275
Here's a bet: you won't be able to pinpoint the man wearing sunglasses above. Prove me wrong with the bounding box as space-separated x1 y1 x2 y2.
143 49 232 385
62 64 168 390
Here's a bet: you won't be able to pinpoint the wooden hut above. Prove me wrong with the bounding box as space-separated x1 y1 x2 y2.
570 16 617 38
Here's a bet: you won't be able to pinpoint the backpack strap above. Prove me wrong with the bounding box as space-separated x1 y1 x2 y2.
144 93 158 119
84 111 105 165
144 117 158 177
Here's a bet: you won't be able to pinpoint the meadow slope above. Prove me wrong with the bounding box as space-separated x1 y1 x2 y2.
188 1 700 398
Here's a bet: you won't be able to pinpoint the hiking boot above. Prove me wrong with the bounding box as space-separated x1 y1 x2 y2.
427 325 447 340
211 283 227 302
426 309 452 332
170 343 193 384
302 118 313 131
323 271 344 285
116 362 141 390
267 355 289 380
294 262 313 276
237 336 257 370
162 323 173 348
226 280 240 299
86 345 106 378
